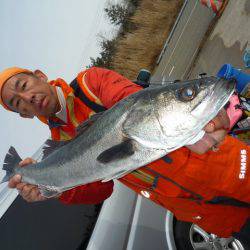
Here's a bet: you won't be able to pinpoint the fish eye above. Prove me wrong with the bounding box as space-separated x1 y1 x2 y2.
176 86 197 102
16 99 20 108
22 82 27 90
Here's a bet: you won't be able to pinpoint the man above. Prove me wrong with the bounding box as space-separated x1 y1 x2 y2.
0 66 249 239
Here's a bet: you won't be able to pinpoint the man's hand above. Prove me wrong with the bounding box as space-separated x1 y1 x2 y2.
186 109 230 154
203 108 230 133
8 158 47 202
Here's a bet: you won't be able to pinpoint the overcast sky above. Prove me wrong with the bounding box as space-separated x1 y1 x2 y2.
0 0 118 180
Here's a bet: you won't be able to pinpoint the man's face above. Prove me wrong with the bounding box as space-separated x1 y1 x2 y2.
1 71 60 118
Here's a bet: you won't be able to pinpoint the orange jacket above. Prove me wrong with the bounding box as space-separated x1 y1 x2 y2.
120 137 250 237
40 67 250 237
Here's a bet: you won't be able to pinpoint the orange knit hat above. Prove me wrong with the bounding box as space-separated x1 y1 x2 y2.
0 67 31 110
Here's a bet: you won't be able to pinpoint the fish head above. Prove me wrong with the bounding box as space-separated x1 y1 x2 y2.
155 76 235 146
188 76 235 118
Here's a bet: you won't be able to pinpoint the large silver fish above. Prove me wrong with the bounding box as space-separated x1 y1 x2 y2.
1 76 235 197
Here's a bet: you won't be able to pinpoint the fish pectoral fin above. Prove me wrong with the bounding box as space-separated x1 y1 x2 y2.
97 139 134 164
38 185 61 198
102 170 131 182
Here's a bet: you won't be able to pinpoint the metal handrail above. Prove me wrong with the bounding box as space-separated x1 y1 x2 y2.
156 0 189 65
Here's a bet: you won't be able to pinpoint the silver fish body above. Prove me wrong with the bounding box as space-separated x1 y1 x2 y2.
2 76 235 197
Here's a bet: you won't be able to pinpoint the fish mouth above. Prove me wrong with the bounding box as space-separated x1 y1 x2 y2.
208 77 236 107
215 77 236 93
191 77 235 118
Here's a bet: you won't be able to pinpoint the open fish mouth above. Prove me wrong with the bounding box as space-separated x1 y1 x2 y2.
191 77 235 118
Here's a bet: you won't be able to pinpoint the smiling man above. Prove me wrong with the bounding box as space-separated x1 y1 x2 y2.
0 66 249 240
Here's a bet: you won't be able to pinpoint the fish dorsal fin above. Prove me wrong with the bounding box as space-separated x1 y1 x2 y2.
76 112 104 135
42 139 69 160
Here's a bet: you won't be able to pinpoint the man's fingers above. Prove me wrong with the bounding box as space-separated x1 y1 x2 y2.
21 186 36 200
32 189 47 202
8 157 44 203
204 109 230 133
20 185 34 198
9 158 36 189
18 184 36 197
8 175 22 188
186 133 218 154
204 121 215 133
22 187 46 202
208 129 227 146
23 185 33 193
215 109 230 130
16 183 27 191
186 129 227 154
19 157 36 167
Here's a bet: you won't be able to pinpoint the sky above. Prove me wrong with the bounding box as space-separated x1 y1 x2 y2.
0 0 119 179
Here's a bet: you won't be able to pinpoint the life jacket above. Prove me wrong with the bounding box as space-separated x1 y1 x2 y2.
39 67 250 237
37 71 102 140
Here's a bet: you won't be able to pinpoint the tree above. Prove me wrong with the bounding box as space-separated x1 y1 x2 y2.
89 1 141 68
127 0 141 8
104 3 130 25
89 38 117 68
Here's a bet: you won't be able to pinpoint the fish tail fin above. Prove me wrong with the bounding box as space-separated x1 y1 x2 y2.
1 146 22 183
